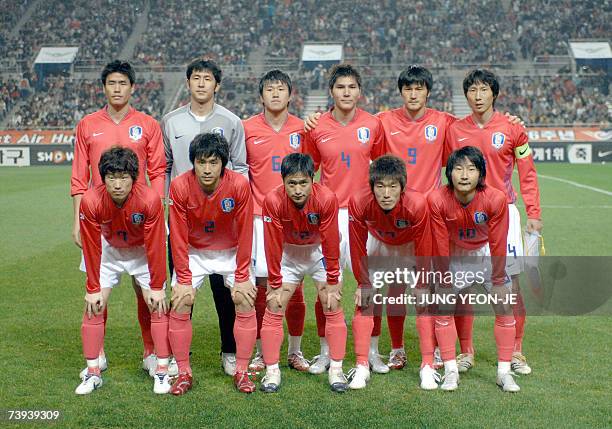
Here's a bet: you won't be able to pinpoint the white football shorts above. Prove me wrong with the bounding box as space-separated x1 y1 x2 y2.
505 203 524 276
171 246 253 289
252 215 268 278
280 243 342 285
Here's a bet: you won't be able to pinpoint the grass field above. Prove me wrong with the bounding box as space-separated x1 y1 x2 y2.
1 164 611 428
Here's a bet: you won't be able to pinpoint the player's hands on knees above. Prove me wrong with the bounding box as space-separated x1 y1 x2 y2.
72 223 82 248
490 284 513 315
266 286 284 312
171 283 195 312
232 281 257 308
148 289 168 316
84 291 105 318
504 112 525 127
526 218 543 233
325 282 343 311
304 112 321 132
354 287 373 308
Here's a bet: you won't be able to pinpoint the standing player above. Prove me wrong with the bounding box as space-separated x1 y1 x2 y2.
71 60 165 378
75 147 171 395
447 69 542 375
168 133 256 395
348 156 434 390
303 64 387 374
259 153 348 393
162 58 248 376
243 70 309 373
428 146 520 392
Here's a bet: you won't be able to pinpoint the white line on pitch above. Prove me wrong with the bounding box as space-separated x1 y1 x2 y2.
537 174 612 197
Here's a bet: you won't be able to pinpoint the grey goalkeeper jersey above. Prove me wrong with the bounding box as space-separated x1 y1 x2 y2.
161 103 248 193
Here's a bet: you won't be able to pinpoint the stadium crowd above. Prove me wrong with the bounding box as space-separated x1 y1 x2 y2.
7 76 164 128
515 0 611 59
496 73 610 125
261 0 516 66
134 0 260 65
2 0 143 69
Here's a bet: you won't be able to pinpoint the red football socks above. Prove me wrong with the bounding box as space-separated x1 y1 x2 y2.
260 309 284 366
494 315 516 362
150 311 170 359
286 284 306 336
352 307 374 367
416 315 435 367
168 311 192 375
81 312 105 360
434 315 457 362
324 309 347 362
234 310 257 372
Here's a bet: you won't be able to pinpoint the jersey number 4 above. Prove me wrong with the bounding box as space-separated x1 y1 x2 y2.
341 152 350 168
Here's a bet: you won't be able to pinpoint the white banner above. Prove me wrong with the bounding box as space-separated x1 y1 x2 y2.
0 147 30 166
569 42 611 59
302 44 343 62
34 47 79 64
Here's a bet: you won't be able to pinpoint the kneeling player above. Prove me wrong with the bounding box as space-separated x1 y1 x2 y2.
260 153 348 393
428 146 520 392
348 155 434 389
168 133 257 395
76 147 171 395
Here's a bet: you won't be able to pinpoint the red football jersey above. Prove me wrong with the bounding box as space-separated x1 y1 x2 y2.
447 111 541 219
243 113 304 215
71 107 166 198
79 182 166 293
169 169 253 285
427 186 509 285
377 108 456 195
348 190 432 288
303 108 384 207
262 183 340 289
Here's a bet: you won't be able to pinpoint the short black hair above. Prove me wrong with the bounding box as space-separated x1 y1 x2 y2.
445 146 487 190
281 153 314 180
101 60 135 86
186 58 222 83
258 69 292 96
463 69 500 103
328 63 361 90
98 146 139 181
397 65 433 93
188 132 229 173
369 155 407 191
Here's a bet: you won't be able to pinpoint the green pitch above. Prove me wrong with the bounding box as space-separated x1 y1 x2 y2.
1 165 610 428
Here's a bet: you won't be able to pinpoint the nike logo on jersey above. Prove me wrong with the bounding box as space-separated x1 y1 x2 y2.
321 137 332 143
175 135 184 139
458 137 468 142
253 139 266 145
598 150 612 158
93 132 104 137
390 131 401 135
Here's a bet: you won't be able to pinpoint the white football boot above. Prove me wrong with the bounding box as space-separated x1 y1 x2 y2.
369 352 390 374
419 364 440 390
511 352 532 375
75 373 103 395
348 365 371 390
497 372 521 392
153 372 172 394
440 369 459 391
308 354 331 375
221 352 237 376
456 353 474 373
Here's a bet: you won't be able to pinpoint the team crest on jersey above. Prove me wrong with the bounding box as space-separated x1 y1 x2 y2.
395 219 410 229
307 212 320 225
221 198 235 213
492 132 506 149
357 127 370 144
474 212 488 224
289 133 301 149
424 125 438 142
263 216 272 223
79 213 85 220
131 213 145 225
129 125 143 141
211 127 224 137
